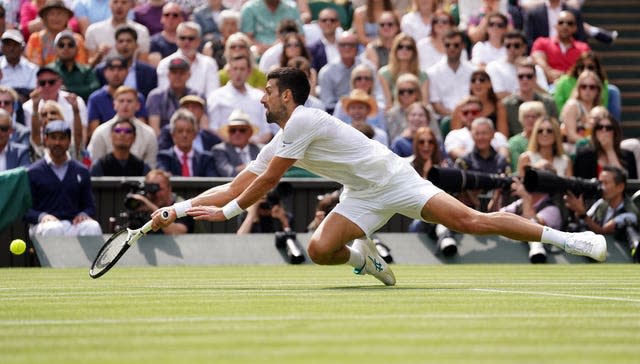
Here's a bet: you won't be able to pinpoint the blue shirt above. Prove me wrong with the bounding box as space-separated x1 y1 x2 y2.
240 0 302 45
87 86 149 124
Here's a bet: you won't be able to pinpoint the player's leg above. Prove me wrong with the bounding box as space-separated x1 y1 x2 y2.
420 192 607 261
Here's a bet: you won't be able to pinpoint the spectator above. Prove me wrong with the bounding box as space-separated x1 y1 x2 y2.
218 32 266 89
90 118 151 176
133 0 165 36
400 0 438 42
257 19 299 74
146 56 203 135
24 120 102 236
0 30 38 99
486 31 548 99
574 113 637 180
87 56 148 138
318 31 373 114
517 116 572 177
24 0 87 67
192 0 226 44
427 29 476 118
470 12 508 67
127 169 194 234
559 70 602 147
85 0 151 66
378 33 429 108
0 109 30 171
553 52 620 121
201 9 240 69
0 3 11 36
350 0 394 48
208 54 271 143
452 70 507 136
408 125 447 179
211 109 260 177
333 64 385 130
277 33 312 71
157 108 217 177
465 0 512 44
30 98 83 161
524 0 586 46
148 2 185 67
500 159 564 263
73 0 116 35
507 100 547 172
391 101 438 157
24 67 87 147
46 30 100 101
417 10 464 72
531 10 590 84
88 86 158 168
0 86 30 145
564 166 639 260
95 25 158 99
237 189 293 234
157 21 220 97
308 7 342 73
157 96 222 152
342 88 388 146
363 11 400 70
502 58 557 137
287 56 324 110
239 0 302 56
20 0 80 40
385 73 423 142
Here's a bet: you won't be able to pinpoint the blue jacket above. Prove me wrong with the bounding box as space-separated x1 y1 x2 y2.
95 60 158 98
156 148 219 177
3 142 30 170
25 159 96 224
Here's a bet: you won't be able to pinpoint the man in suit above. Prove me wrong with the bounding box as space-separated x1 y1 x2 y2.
157 95 221 152
308 7 342 73
0 85 30 146
24 120 102 236
0 109 30 171
157 108 218 177
95 25 158 99
211 109 260 177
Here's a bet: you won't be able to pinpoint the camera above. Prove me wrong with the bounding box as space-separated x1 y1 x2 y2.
275 230 306 264
618 219 640 263
523 168 601 198
427 166 514 193
122 181 160 211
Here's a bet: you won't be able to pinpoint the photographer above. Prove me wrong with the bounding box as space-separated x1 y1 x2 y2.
564 166 639 258
126 169 194 234
237 185 293 234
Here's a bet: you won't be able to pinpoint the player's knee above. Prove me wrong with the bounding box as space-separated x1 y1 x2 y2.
307 239 331 265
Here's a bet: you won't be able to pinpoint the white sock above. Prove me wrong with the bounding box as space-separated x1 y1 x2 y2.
540 226 571 249
347 245 365 269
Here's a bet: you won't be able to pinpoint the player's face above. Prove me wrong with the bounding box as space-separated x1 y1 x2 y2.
261 80 287 125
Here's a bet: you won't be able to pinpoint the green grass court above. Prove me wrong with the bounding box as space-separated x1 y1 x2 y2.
1 265 639 363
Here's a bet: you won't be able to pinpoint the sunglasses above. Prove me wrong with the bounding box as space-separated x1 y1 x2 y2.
505 42 522 49
113 127 134 134
163 12 181 18
579 84 599 91
462 109 480 117
398 88 416 96
38 79 58 87
57 41 76 49
0 100 13 106
338 43 358 49
397 44 414 51
471 76 488 83
488 21 506 28
228 127 249 134
594 124 614 132
418 139 435 146
229 44 247 49
558 20 575 26
378 22 396 28
433 18 450 25
517 73 534 80
0 125 10 132
354 76 372 82
444 42 461 49
39 110 59 118
285 42 302 48
319 18 338 23
178 35 197 42
537 128 554 135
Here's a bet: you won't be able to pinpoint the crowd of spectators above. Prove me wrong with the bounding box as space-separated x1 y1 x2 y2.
0 0 637 261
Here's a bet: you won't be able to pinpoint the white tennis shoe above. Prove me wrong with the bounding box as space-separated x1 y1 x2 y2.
353 238 396 286
563 231 607 262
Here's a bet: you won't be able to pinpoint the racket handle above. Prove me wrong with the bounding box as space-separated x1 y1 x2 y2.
140 220 154 234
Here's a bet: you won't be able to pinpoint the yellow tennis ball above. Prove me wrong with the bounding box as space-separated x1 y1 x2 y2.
10 239 26 255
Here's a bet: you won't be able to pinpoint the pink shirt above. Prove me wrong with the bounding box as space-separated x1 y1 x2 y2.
531 37 591 73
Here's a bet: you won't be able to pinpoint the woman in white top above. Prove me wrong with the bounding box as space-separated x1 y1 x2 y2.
400 0 438 41
518 116 572 177
560 70 603 146
417 10 468 72
470 12 508 67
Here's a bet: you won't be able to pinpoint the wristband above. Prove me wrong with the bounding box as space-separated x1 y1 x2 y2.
173 199 192 218
222 200 244 219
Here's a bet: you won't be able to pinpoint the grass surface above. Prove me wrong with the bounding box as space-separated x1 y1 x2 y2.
1 265 639 364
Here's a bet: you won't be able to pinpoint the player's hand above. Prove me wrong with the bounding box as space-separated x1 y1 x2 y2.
150 207 176 231
186 205 227 222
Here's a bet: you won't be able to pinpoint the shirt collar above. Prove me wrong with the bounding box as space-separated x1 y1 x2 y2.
44 148 70 167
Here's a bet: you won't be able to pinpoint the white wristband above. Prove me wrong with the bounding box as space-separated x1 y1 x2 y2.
173 199 192 218
222 200 244 219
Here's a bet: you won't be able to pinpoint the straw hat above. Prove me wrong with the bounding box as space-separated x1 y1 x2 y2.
341 89 377 116
219 109 258 139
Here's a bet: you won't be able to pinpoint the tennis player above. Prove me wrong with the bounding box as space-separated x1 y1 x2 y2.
151 67 607 286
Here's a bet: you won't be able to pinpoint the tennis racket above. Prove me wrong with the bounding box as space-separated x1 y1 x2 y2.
89 210 169 278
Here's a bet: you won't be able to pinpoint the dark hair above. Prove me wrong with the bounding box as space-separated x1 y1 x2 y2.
444 29 465 42
504 30 526 45
430 9 454 37
592 116 625 169
470 70 498 105
115 25 138 42
569 51 607 81
229 54 251 68
267 67 310 106
277 19 298 35
366 0 393 22
602 165 627 186
279 32 311 68
112 118 137 136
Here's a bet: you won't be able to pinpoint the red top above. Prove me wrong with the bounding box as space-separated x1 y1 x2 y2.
531 37 591 73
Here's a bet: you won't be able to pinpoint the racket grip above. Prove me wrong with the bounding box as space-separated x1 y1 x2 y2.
140 220 154 234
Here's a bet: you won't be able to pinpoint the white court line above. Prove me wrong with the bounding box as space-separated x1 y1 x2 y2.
470 288 640 303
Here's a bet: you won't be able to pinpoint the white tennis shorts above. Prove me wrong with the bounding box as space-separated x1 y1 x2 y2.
331 164 443 237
